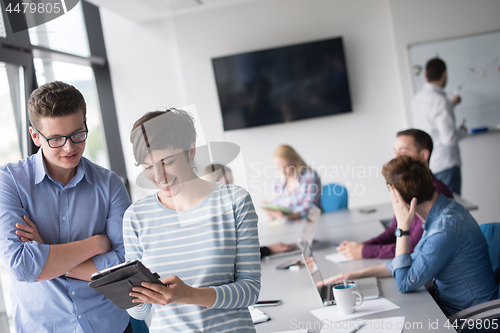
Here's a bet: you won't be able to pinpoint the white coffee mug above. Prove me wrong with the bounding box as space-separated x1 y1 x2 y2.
332 283 363 314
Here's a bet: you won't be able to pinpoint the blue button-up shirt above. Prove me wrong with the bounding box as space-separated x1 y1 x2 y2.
0 148 131 333
385 194 498 316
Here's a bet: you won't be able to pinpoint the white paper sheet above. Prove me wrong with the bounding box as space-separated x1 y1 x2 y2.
320 316 406 332
248 306 270 324
311 297 400 323
325 252 353 263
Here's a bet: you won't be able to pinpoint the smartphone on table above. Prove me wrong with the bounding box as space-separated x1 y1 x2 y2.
254 300 282 307
276 260 304 270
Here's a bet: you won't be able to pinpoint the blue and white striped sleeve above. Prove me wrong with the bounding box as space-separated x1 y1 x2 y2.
210 188 261 309
123 208 153 320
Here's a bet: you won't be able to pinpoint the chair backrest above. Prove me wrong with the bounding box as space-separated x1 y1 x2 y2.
320 183 348 213
480 223 500 298
447 223 500 332
449 298 500 333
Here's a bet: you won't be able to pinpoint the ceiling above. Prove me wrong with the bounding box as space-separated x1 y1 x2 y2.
86 0 262 23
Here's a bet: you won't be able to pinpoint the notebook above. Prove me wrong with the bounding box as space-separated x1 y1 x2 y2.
260 204 293 215
264 204 321 260
248 306 270 324
302 243 380 306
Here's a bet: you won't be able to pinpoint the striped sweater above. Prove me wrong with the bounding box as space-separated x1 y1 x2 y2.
124 183 261 332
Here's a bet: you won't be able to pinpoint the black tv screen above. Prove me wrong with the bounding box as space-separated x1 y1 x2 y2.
212 37 352 131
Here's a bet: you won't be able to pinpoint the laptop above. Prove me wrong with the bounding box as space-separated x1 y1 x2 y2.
264 204 321 260
302 242 380 306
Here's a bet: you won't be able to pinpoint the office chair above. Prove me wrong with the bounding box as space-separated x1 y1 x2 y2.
447 223 500 333
480 223 500 293
320 183 348 213
448 299 500 333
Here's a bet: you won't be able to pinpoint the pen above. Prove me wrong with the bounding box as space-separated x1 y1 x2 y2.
332 242 340 247
349 323 366 333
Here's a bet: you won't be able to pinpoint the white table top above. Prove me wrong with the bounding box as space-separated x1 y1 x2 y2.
255 206 456 333
315 192 478 230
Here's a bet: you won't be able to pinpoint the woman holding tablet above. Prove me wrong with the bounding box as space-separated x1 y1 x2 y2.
263 145 321 221
124 109 261 332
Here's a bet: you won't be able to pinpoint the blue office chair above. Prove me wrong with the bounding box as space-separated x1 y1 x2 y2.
480 223 500 291
321 183 348 213
448 223 500 333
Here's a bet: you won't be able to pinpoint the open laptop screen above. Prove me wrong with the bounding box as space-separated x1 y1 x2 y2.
302 243 380 305
300 205 321 247
303 242 325 292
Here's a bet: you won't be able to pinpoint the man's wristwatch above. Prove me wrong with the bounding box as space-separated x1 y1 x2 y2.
395 228 410 237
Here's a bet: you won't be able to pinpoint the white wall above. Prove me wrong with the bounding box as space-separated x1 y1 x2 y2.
171 0 403 207
389 0 500 223
100 8 187 201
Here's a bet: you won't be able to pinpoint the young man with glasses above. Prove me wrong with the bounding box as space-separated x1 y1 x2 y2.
0 81 132 332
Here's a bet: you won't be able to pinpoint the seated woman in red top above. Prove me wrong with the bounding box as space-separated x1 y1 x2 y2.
337 129 453 259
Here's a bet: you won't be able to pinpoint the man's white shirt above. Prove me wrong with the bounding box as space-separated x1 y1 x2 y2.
411 82 467 174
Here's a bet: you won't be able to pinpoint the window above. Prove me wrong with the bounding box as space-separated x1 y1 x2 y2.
0 2 128 331
28 2 90 57
0 61 26 332
0 62 25 165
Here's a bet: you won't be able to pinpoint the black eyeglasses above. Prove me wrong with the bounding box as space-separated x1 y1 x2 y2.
34 122 89 148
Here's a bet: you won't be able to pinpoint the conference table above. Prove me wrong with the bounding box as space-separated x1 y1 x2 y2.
255 203 460 333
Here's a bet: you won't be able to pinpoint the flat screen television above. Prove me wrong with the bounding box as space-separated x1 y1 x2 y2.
212 36 352 131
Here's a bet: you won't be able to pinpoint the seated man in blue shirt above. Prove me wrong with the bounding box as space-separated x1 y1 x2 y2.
323 155 497 316
0 81 132 332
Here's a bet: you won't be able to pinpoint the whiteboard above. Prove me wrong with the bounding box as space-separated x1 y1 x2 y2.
408 30 500 130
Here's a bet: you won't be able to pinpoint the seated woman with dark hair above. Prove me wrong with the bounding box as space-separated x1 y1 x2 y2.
323 155 497 316
337 129 454 259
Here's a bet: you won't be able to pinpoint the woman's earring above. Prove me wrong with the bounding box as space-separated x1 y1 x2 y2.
192 166 198 174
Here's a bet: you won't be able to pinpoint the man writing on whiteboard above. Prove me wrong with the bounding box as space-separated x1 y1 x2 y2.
411 58 467 195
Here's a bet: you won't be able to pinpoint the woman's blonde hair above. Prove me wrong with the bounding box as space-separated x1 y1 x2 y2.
273 145 309 174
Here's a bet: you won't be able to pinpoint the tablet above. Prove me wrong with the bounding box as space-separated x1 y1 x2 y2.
89 260 162 310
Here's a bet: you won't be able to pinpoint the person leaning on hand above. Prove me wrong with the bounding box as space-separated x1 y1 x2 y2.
336 129 453 260
323 155 497 316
